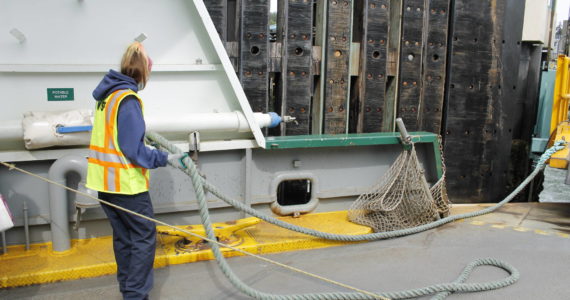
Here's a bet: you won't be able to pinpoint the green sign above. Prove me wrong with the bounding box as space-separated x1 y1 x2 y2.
47 88 74 101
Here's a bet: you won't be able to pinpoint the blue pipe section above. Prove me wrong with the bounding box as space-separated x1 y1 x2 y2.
268 112 281 128
56 125 93 134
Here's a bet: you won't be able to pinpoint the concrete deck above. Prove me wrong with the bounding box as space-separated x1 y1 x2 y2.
1 203 570 299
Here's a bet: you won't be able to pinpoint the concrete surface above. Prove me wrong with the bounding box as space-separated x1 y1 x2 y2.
1 203 570 299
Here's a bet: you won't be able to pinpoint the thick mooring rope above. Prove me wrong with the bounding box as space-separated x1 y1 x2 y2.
0 160 385 299
148 132 564 241
1 134 563 299
146 131 567 299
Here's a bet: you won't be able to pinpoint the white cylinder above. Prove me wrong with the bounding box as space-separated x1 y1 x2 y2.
0 120 24 141
146 111 272 133
0 111 276 150
21 110 92 150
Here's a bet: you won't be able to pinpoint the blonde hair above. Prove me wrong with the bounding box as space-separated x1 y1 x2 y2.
120 42 150 89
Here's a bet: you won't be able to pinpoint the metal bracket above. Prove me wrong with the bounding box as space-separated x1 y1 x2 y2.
396 118 412 145
188 131 208 179
73 207 83 232
156 217 260 251
189 131 200 161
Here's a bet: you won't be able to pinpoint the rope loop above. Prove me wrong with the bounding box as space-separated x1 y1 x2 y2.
2 134 564 300
147 132 566 299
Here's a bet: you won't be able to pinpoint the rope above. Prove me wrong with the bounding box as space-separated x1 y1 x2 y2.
146 131 568 299
148 132 565 242
0 161 385 299
2 134 564 299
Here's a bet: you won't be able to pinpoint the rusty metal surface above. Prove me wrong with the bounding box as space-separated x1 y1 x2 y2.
201 1 538 204
397 0 426 131
323 0 353 134
419 0 450 134
443 0 526 203
240 0 270 113
204 0 228 42
278 0 314 135
357 0 389 133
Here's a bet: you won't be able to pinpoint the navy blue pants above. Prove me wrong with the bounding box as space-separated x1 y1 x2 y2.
99 191 156 300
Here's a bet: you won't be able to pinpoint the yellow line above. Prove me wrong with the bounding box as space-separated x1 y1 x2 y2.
466 220 568 238
470 221 486 226
491 224 506 229
513 227 531 232
534 229 552 236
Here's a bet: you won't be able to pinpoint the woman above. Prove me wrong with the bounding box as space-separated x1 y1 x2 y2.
86 42 183 300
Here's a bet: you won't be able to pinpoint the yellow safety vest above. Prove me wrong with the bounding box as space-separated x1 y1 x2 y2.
86 89 150 195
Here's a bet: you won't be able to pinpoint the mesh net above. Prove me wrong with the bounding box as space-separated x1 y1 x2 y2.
348 143 450 232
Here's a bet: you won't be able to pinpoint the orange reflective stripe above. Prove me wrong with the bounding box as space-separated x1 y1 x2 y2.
115 167 121 193
142 169 149 189
88 89 148 194
108 90 135 149
105 90 131 148
88 157 135 169
89 145 122 155
103 167 109 191
104 90 123 149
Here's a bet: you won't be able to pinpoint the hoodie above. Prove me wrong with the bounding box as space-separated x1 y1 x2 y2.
93 70 167 169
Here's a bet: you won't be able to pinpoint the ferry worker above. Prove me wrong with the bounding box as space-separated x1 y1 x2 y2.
86 41 186 300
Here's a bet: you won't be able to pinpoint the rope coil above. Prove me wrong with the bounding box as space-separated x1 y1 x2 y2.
1 133 564 299
146 132 567 299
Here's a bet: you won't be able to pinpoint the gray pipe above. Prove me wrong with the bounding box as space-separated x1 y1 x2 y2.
23 200 29 251
396 118 411 144
48 155 88 252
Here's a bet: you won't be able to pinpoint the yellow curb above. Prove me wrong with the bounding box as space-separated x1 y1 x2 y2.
0 211 370 288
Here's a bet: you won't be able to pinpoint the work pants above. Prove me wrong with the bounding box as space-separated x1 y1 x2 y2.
99 191 156 300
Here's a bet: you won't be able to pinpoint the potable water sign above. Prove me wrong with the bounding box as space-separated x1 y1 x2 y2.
47 88 74 101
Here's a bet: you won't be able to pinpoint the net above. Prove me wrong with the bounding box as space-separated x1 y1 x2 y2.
348 143 450 232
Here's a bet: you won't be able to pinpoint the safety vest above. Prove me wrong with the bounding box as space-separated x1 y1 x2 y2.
86 89 150 195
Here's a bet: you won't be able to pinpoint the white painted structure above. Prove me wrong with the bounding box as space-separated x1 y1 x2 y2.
0 0 266 156
522 0 552 44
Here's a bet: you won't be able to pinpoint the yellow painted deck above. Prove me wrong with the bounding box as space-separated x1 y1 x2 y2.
0 211 371 288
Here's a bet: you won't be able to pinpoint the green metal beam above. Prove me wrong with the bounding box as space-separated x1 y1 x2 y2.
266 132 437 149
265 132 443 179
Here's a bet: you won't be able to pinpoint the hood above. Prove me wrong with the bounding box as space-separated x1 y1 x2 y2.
92 69 139 101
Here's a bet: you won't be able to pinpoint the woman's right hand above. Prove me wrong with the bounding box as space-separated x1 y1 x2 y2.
167 153 189 169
